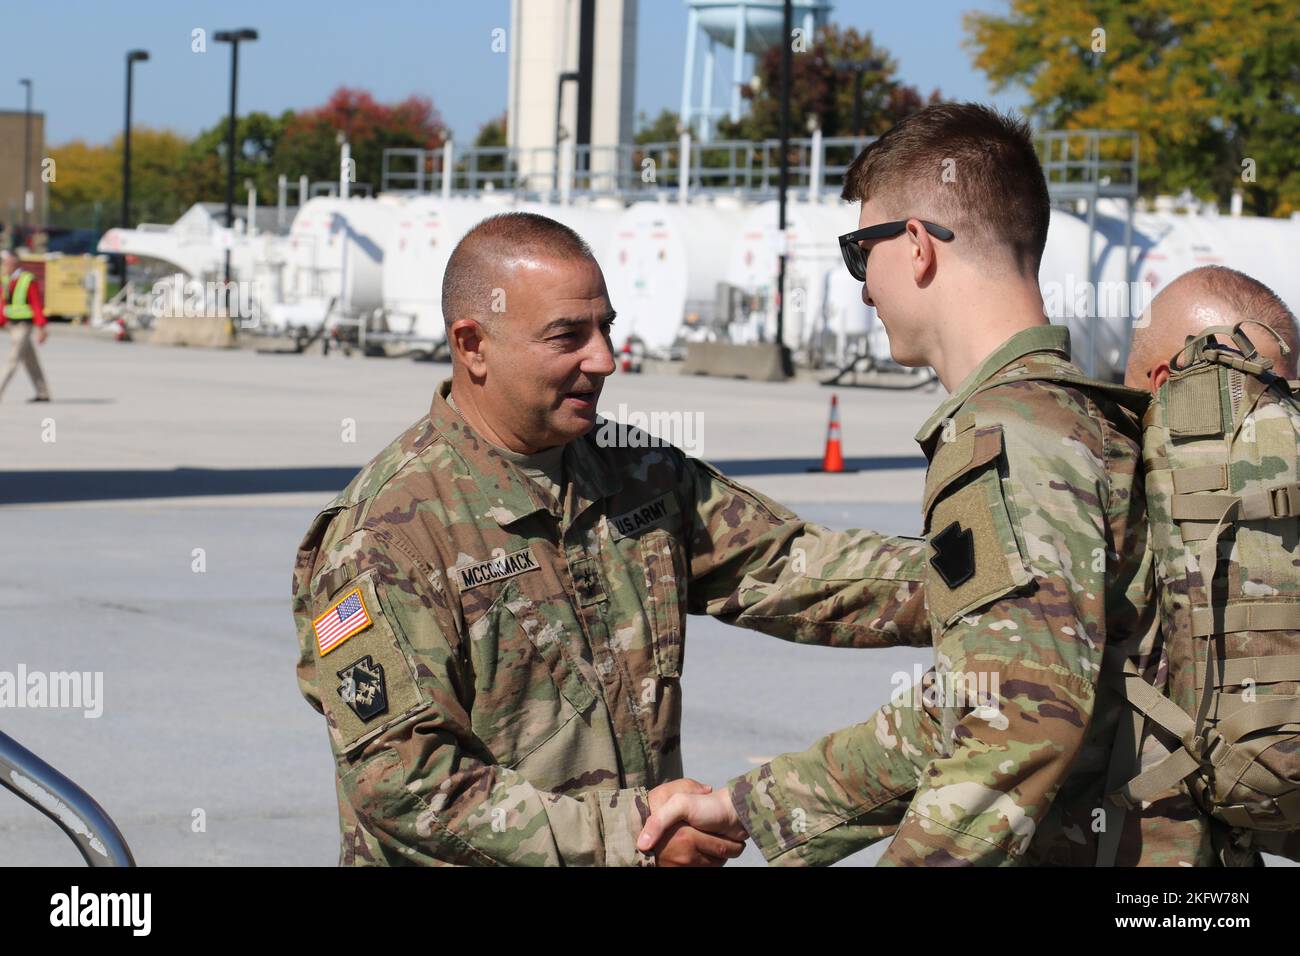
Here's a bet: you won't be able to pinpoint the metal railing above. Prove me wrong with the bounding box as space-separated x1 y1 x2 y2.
1036 129 1140 199
382 130 1139 206
381 135 875 201
0 730 135 866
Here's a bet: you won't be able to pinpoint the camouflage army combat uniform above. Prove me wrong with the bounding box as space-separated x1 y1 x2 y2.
730 326 1231 866
292 379 930 866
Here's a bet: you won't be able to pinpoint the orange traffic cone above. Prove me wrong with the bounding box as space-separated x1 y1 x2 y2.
620 338 635 373
810 395 852 473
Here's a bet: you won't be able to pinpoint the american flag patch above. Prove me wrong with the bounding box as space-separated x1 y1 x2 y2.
314 588 372 656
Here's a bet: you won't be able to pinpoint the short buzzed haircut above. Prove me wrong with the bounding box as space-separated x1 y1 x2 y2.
1131 265 1299 376
442 212 594 332
1191 265 1298 362
841 103 1050 276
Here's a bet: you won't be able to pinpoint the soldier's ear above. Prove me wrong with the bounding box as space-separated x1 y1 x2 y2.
1151 361 1172 392
907 218 936 285
450 319 488 377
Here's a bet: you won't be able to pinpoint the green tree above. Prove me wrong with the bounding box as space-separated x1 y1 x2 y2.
965 0 1300 216
467 112 508 179
635 109 682 144
178 110 291 210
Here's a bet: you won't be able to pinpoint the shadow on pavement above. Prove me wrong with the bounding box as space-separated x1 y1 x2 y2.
0 456 927 504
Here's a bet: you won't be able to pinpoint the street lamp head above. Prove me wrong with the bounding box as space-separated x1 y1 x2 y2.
128 50 150 62
19 78 31 89
215 28 259 43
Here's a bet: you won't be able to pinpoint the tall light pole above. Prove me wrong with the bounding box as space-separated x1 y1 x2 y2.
122 50 149 282
830 57 885 137
775 0 792 376
19 78 32 235
214 28 258 283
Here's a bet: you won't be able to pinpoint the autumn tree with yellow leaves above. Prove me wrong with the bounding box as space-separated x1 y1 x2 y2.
965 0 1300 216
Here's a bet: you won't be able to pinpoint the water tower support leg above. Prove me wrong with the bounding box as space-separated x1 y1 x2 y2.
731 4 747 122
681 7 699 136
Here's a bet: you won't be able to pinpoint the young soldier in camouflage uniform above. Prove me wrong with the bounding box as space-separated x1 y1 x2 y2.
291 212 932 866
639 103 1182 866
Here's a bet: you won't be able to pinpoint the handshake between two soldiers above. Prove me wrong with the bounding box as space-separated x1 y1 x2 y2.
293 103 1300 867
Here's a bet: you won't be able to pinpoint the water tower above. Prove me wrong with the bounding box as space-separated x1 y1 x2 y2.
680 0 832 141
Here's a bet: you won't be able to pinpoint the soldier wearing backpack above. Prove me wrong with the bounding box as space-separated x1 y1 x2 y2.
1102 265 1300 866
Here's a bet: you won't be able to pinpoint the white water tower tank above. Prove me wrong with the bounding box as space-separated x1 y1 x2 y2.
681 0 832 138
604 199 746 352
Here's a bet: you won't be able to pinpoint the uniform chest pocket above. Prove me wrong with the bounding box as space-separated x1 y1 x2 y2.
640 529 685 678
922 425 1033 628
466 579 596 767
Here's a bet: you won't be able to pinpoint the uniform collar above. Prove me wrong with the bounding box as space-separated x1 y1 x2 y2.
915 324 1071 447
567 425 624 518
428 379 621 527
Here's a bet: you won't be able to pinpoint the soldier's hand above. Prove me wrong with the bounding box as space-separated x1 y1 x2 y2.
641 782 747 864
35 327 47 345
643 779 744 866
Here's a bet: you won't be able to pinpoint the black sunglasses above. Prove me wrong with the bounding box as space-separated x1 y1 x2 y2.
838 220 955 282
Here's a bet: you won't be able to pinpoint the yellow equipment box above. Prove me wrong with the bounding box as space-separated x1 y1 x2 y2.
13 253 109 319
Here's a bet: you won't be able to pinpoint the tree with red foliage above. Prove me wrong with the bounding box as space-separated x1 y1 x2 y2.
275 87 447 193
718 25 941 140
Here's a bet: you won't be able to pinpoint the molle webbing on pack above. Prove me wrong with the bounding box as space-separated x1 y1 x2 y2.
1101 322 1300 860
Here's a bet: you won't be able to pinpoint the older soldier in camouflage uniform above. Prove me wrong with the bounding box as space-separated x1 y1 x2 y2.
1122 265 1300 866
639 103 1206 866
292 211 930 866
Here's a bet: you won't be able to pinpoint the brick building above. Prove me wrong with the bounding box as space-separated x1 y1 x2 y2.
0 108 48 237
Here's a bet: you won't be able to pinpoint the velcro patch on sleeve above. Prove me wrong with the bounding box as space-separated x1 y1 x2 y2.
314 587 373 656
455 546 540 590
925 471 1029 627
317 571 429 754
608 493 679 539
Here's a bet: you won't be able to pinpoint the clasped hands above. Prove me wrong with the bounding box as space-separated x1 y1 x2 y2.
639 778 747 866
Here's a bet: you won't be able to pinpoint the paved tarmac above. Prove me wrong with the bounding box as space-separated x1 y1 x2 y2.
0 330 1288 866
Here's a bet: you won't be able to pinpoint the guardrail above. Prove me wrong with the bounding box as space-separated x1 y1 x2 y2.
1036 129 1139 198
383 130 1138 205
0 729 135 867
382 135 876 200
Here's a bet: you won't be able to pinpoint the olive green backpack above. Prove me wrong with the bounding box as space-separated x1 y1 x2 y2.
1103 321 1300 853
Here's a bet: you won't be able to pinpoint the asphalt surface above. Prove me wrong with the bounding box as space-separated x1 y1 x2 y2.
0 330 1288 867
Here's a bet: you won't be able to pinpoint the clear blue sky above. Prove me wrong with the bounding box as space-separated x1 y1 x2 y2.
6 0 1023 147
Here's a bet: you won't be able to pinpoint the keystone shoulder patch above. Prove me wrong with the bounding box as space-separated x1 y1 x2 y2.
930 521 976 589
455 546 540 590
336 655 388 723
608 494 677 539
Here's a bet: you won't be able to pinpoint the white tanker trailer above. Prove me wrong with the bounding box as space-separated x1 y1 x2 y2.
723 202 1300 380
603 198 746 354
1042 207 1300 379
265 196 402 336
377 197 623 347
725 199 862 361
